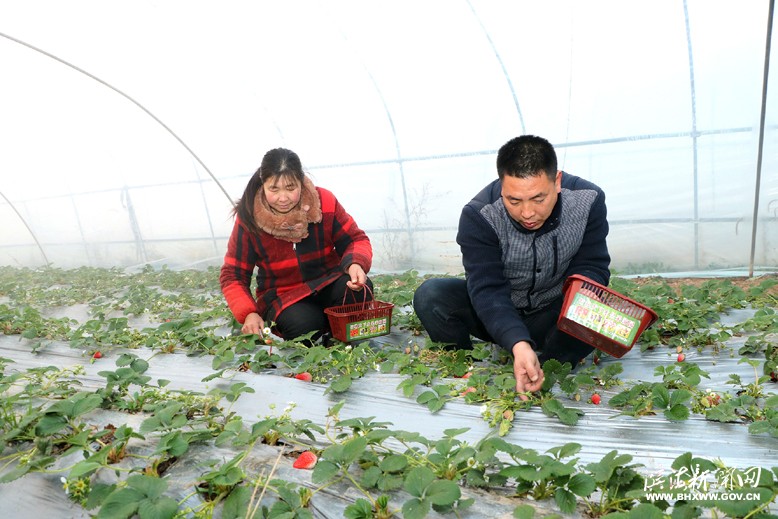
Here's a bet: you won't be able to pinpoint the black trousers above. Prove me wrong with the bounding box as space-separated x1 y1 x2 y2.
274 275 373 344
412 277 593 365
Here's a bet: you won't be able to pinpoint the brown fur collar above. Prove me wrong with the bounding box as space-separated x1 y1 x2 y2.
252 176 323 242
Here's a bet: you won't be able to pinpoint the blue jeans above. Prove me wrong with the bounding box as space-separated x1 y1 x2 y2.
412 277 593 365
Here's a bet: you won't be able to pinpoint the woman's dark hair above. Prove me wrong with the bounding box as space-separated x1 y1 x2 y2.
233 148 305 233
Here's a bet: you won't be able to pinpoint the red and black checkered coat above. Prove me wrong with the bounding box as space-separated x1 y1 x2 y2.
220 187 372 325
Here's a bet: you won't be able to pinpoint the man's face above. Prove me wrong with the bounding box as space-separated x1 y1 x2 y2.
500 171 562 231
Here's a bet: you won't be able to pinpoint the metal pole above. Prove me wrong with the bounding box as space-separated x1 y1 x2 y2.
0 31 234 207
683 0 700 269
0 190 50 265
749 0 775 277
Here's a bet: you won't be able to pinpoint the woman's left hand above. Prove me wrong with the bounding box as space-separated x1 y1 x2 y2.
346 264 367 290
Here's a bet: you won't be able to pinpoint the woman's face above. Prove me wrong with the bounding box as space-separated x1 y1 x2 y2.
263 174 302 214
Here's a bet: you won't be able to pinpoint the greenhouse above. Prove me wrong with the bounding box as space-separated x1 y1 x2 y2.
1 1 777 518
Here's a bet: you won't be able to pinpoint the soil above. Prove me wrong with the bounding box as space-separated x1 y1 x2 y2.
627 273 778 296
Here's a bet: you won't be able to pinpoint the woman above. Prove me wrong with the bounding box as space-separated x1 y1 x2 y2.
220 148 373 344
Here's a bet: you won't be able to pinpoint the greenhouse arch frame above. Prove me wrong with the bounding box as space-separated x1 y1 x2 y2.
0 0 776 276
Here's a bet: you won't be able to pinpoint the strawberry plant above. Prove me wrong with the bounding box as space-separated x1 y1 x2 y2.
283 342 380 393
730 357 770 399
498 442 582 507
254 403 325 447
692 388 723 413
474 362 584 435
580 450 645 516
196 453 247 502
655 360 709 390
208 333 282 379
765 342 778 382
609 382 659 417
2 266 778 517
96 474 179 518
218 479 295 519
558 362 623 400
370 270 426 335
96 353 154 407
0 390 107 483
423 427 479 482
651 385 694 420
416 384 454 412
747 394 778 437
343 495 393 519
400 466 468 519
254 479 314 518
67 424 143 480
0 303 74 347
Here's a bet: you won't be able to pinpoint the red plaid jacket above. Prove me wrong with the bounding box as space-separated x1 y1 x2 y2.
220 187 372 324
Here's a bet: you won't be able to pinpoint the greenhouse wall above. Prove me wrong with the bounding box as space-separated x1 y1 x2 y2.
0 1 775 275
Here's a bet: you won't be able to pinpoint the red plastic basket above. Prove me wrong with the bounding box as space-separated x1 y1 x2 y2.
557 274 658 358
324 286 394 343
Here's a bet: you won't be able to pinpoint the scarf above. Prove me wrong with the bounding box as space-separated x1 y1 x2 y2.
253 176 323 243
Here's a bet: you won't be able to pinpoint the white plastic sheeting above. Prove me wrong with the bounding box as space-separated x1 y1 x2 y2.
0 315 775 518
0 1 776 274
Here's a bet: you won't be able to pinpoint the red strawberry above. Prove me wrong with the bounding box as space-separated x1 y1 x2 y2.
460 386 476 397
293 451 317 469
294 372 312 382
591 393 601 405
677 353 685 362
93 351 102 359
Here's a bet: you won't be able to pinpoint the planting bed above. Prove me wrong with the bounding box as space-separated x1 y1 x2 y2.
0 266 776 518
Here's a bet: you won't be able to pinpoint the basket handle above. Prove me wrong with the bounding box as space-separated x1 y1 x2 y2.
340 284 373 308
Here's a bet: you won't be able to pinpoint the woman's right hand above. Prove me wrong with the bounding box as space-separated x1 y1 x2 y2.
242 312 265 335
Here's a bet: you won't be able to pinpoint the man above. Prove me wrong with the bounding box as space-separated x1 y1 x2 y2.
413 135 610 399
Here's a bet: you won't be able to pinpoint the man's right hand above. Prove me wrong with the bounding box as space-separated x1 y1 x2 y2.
241 312 264 336
511 341 544 400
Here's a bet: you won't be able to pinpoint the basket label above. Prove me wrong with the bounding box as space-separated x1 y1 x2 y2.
346 317 389 340
565 293 641 346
